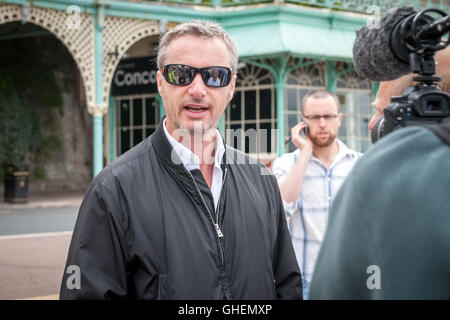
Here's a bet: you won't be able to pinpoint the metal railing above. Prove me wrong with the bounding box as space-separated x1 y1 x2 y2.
150 0 449 12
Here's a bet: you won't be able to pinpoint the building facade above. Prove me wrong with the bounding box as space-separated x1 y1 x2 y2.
1 0 447 180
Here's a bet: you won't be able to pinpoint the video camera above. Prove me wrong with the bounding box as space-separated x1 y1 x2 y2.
371 8 450 143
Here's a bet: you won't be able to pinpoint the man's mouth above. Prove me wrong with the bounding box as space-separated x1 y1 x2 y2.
317 132 329 137
184 105 209 113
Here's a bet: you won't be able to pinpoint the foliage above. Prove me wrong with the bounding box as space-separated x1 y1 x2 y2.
0 36 64 182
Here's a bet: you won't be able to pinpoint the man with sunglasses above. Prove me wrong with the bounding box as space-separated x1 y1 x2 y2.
60 20 301 300
272 89 362 299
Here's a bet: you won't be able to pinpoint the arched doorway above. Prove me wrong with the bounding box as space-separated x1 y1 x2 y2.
0 21 92 192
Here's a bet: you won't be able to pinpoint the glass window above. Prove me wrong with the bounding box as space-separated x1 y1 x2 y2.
225 63 276 161
227 123 242 151
133 129 142 146
244 123 257 154
120 100 130 127
146 128 155 138
120 128 130 154
244 91 256 121
145 97 156 126
259 122 272 154
288 114 298 131
337 90 373 153
230 92 241 121
259 89 272 119
339 115 347 137
287 88 298 111
116 94 159 156
133 99 142 126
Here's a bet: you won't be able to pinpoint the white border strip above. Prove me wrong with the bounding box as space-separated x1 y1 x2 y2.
0 231 73 240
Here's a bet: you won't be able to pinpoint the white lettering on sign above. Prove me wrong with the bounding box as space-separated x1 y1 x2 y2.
114 70 157 87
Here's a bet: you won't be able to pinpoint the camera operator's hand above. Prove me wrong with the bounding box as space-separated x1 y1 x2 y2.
369 75 414 131
291 122 313 154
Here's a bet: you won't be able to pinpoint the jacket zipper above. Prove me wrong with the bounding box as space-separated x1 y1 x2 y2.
187 168 226 245
187 167 230 299
216 167 230 300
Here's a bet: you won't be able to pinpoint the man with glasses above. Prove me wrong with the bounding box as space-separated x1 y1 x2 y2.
60 20 301 300
272 89 362 299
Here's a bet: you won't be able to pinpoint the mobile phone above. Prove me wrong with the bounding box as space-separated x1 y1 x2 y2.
284 122 309 145
302 123 309 137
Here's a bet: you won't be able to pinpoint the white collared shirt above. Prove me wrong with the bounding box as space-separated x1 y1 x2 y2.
272 140 362 284
163 119 225 210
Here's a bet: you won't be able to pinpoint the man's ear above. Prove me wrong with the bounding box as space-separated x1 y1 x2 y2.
157 71 164 96
228 74 237 102
337 113 343 127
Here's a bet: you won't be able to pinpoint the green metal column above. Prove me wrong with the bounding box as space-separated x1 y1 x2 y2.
326 61 337 93
218 115 225 135
93 114 103 174
371 81 380 117
156 93 165 121
109 95 115 162
274 56 289 156
372 81 380 98
93 4 105 177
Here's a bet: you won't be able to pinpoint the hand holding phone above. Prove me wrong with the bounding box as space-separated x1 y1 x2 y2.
301 123 309 137
285 122 309 145
287 121 312 152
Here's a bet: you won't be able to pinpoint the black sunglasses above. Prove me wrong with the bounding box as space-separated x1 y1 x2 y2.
162 64 233 88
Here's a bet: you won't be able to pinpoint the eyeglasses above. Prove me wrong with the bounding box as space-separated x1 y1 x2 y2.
303 114 338 122
161 64 233 88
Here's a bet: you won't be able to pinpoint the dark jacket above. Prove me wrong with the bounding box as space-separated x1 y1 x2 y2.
60 120 302 300
309 119 450 299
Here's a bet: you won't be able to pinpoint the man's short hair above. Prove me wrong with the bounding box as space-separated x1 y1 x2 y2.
302 89 340 114
157 20 238 73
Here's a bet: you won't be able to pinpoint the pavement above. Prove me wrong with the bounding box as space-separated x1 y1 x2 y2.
0 189 85 300
0 190 85 212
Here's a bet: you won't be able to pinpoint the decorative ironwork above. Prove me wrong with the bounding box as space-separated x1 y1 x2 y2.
102 16 159 105
287 60 326 87
336 62 371 89
147 0 449 12
236 63 274 87
0 3 161 115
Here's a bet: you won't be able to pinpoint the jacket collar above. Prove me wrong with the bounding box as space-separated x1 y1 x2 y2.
162 118 226 173
151 116 227 170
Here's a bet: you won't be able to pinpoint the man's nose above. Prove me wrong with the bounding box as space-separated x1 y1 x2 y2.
188 74 207 99
319 116 327 126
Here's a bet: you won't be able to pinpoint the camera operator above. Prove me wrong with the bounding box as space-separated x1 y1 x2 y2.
309 39 450 299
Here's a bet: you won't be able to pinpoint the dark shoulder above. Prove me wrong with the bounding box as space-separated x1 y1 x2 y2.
346 125 447 185
92 137 154 188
